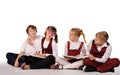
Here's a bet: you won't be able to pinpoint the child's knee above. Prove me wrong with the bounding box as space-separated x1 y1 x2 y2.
55 56 61 61
112 58 120 67
6 52 11 58
83 58 90 65
47 55 55 61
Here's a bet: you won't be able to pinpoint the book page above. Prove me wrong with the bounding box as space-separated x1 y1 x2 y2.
63 55 88 60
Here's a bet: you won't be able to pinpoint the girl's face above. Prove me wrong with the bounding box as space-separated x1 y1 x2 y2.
94 37 104 46
69 31 78 42
28 28 37 38
46 29 55 39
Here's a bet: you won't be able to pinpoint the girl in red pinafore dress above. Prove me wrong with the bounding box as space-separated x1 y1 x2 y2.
56 28 86 69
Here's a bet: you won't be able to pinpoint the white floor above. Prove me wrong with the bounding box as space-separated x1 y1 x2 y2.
0 62 120 75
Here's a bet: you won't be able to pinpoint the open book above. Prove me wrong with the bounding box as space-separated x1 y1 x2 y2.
23 54 46 59
63 55 88 60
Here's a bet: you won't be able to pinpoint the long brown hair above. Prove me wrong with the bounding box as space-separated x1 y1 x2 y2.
44 26 58 43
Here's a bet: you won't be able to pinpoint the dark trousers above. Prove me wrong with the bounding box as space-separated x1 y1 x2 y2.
6 52 27 67
30 55 55 69
84 58 120 72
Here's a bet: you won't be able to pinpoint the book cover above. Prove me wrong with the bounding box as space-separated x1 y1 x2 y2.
63 55 88 60
23 54 46 59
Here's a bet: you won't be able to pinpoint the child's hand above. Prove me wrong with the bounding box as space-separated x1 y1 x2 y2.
64 57 72 61
14 61 19 67
75 55 80 57
38 53 46 57
88 55 96 60
35 51 40 56
27 38 33 45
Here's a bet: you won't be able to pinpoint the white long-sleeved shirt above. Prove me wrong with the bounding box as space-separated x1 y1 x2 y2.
86 40 112 63
20 35 42 55
39 37 58 57
64 40 86 56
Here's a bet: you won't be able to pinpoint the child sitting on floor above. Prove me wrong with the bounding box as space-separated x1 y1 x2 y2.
84 31 120 72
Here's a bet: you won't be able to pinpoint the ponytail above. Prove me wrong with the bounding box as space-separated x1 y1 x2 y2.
70 28 87 43
54 34 58 43
80 30 87 43
45 26 58 43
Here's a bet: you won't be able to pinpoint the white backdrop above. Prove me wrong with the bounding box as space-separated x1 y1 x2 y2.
0 0 120 63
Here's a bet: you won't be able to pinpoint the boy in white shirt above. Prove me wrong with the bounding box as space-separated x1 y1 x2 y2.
21 26 58 69
6 25 41 67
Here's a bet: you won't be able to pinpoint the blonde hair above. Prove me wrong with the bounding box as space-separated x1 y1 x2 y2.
70 28 86 43
96 31 109 42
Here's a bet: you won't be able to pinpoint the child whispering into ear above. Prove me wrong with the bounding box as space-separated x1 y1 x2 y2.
21 26 58 69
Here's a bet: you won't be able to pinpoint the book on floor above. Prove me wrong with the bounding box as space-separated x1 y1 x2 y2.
23 54 46 59
63 55 88 60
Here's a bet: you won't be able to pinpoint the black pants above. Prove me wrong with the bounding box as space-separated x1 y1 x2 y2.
30 55 55 69
6 52 27 66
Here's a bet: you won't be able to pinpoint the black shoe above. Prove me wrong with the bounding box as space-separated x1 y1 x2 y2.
55 64 63 69
108 68 114 72
78 65 84 70
84 66 97 72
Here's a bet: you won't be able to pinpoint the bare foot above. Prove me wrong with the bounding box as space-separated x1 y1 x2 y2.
24 65 30 70
21 63 30 70
50 64 55 69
